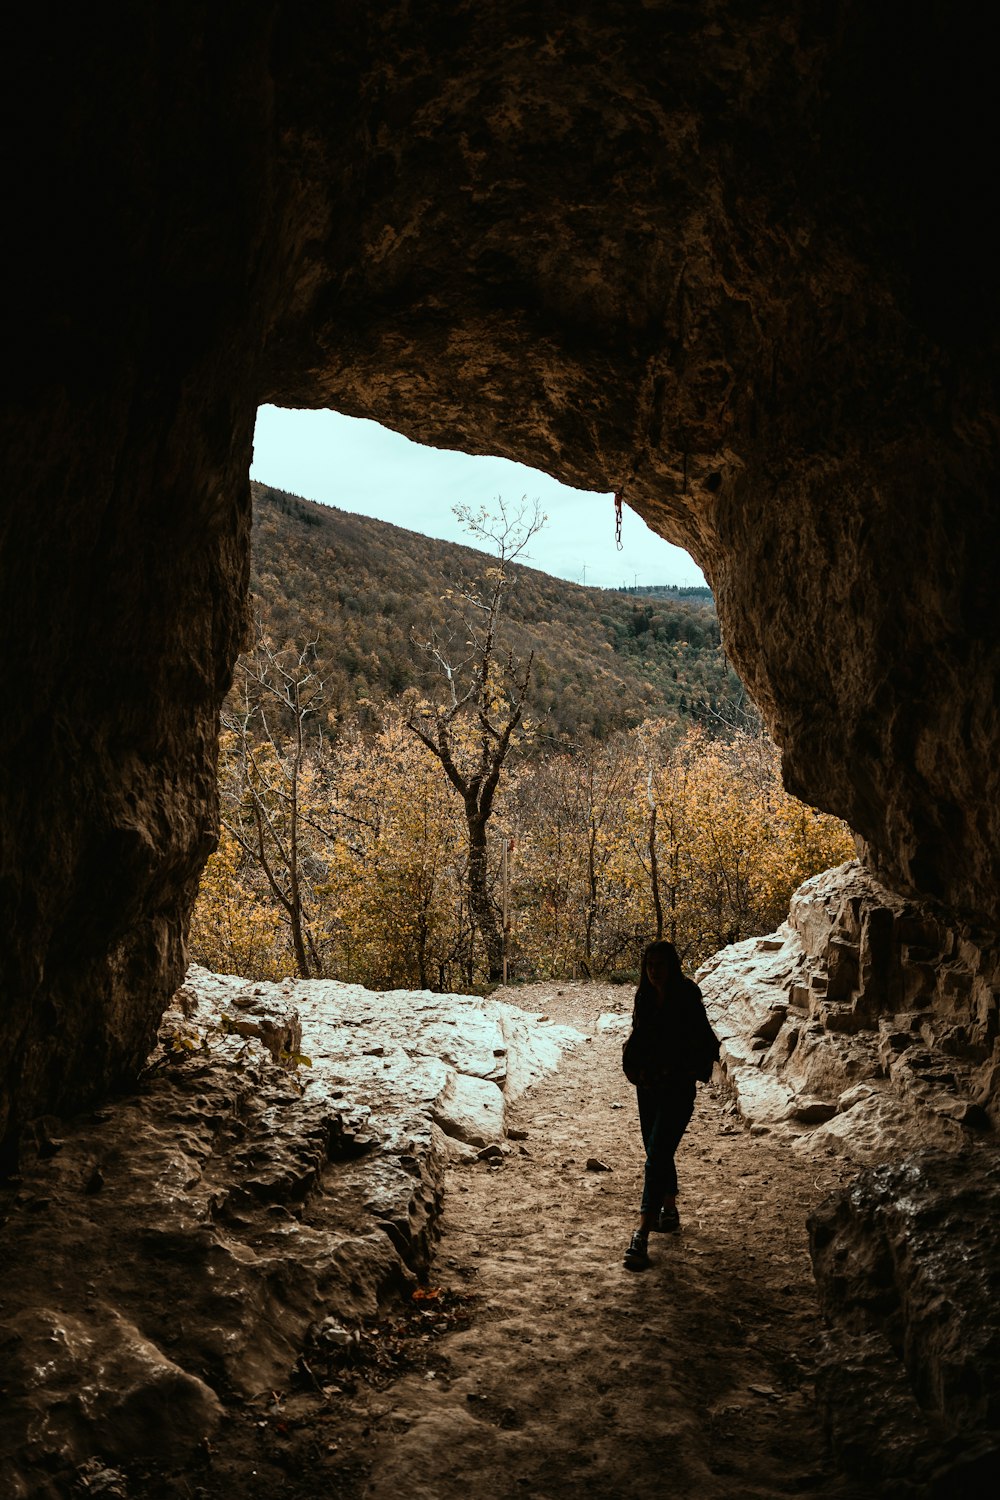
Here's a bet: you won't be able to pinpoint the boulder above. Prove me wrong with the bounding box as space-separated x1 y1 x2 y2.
699 862 1000 1154
596 1014 631 1035
432 1073 506 1150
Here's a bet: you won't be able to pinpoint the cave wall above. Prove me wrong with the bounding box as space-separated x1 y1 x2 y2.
0 6 275 1150
2 3 998 1142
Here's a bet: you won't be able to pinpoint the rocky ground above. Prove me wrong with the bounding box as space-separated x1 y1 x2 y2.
0 971 581 1498
4 957 998 1499
47 982 872 1500
281 980 869 1500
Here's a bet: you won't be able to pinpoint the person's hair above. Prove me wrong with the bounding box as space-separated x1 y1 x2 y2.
635 939 685 1006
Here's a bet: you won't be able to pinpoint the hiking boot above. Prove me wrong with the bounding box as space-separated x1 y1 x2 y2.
656 1205 681 1232
623 1230 650 1271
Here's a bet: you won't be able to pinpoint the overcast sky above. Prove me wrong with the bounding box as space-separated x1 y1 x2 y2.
250 406 706 590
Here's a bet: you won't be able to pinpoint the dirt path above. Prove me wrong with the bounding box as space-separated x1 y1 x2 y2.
206 981 870 1500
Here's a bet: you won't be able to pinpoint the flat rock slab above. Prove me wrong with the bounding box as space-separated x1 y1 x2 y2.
0 970 582 1496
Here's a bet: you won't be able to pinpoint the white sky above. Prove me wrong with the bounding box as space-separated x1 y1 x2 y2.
251 406 706 590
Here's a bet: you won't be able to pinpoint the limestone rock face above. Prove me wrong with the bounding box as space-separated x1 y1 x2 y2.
703 867 1000 1482
699 862 1000 1152
0 972 580 1494
3 5 998 1138
262 2 1000 937
0 11 274 1152
2 1307 224 1479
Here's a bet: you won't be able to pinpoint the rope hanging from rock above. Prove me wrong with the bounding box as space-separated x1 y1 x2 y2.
614 491 624 550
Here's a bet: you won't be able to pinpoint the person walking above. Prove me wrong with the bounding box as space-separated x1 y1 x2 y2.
621 939 719 1271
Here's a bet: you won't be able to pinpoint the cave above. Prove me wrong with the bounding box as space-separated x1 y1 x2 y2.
2 2 998 1488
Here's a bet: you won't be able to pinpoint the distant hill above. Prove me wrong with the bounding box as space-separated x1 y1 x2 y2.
611 583 714 605
248 483 746 742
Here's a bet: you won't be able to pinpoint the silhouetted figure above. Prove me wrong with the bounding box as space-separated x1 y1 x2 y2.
621 940 719 1270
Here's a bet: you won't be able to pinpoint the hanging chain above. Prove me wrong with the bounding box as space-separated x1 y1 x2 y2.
614 491 624 550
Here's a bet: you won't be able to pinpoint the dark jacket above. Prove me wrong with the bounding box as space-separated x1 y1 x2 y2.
622 977 719 1089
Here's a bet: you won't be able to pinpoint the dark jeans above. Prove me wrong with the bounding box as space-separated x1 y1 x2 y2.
637 1085 695 1213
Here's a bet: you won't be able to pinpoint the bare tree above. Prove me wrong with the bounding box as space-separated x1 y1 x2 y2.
220 630 327 978
629 726 687 953
405 499 543 983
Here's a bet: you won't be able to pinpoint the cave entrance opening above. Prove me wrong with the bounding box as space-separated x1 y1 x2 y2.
183 401 724 998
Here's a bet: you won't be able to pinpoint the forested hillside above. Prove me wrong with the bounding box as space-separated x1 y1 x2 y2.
250 483 743 740
188 485 851 991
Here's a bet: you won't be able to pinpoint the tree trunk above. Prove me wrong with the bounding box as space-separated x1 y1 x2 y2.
467 812 503 981
287 700 311 979
648 797 663 940
416 906 429 990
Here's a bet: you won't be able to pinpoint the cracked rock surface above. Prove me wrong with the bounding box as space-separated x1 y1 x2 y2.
700 863 1000 1490
699 862 1000 1162
0 971 581 1497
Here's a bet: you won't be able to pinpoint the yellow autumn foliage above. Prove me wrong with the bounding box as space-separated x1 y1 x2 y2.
189 714 854 987
187 826 285 978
